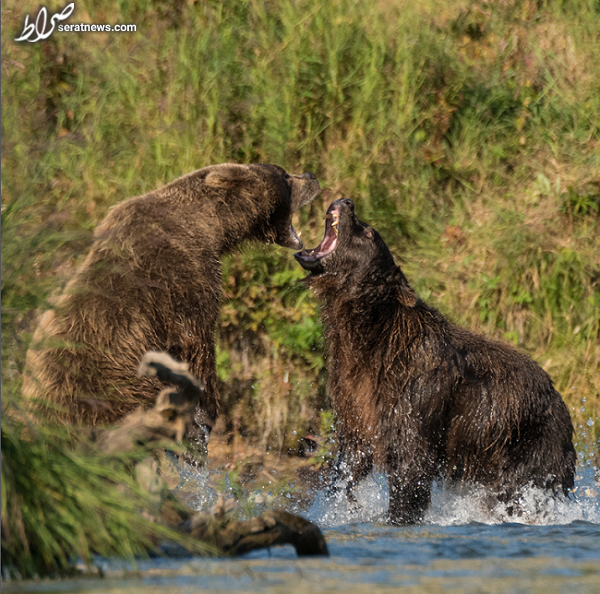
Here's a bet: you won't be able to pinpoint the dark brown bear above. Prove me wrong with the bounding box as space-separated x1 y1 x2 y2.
295 198 576 524
24 163 320 444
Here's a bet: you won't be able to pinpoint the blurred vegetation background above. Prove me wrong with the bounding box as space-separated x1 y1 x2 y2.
1 0 599 576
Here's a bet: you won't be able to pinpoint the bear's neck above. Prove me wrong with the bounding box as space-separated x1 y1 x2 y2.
146 187 278 256
219 208 278 255
312 264 419 355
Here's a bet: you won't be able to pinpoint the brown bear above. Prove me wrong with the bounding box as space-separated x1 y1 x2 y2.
23 163 320 446
295 198 577 524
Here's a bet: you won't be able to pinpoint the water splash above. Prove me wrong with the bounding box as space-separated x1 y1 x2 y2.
426 466 600 526
166 416 599 529
168 457 217 512
308 473 389 527
306 465 599 528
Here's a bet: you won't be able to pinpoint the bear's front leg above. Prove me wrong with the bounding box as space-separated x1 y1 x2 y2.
387 470 433 525
345 451 374 509
326 444 373 511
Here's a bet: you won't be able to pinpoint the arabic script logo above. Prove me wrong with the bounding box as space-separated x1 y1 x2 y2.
14 3 75 43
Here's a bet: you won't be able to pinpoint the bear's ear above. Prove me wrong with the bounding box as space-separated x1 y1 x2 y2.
205 164 257 189
360 221 374 239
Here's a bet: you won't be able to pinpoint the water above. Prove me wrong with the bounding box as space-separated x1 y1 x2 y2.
5 463 599 594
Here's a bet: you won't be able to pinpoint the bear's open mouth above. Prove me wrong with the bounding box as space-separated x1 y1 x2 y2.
295 203 339 263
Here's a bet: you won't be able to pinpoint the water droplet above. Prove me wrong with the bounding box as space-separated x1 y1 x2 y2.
587 418 594 427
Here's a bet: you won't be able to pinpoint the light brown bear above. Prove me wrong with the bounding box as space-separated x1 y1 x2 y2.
24 163 320 445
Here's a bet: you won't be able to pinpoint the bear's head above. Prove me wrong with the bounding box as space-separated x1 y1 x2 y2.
205 163 320 250
294 198 395 280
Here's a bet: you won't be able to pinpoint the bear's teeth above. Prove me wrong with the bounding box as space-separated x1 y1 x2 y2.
326 212 339 234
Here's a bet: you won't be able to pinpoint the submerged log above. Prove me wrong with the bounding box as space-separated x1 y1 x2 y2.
183 501 328 557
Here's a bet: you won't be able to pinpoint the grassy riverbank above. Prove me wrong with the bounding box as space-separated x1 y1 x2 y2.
2 0 599 576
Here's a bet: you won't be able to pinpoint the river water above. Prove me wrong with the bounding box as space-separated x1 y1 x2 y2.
5 457 599 594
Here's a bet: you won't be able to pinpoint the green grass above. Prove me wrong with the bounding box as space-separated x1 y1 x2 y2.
2 0 600 575
1 388 212 579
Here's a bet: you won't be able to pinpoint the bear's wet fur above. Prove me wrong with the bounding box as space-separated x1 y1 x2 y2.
295 198 576 524
24 163 320 438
